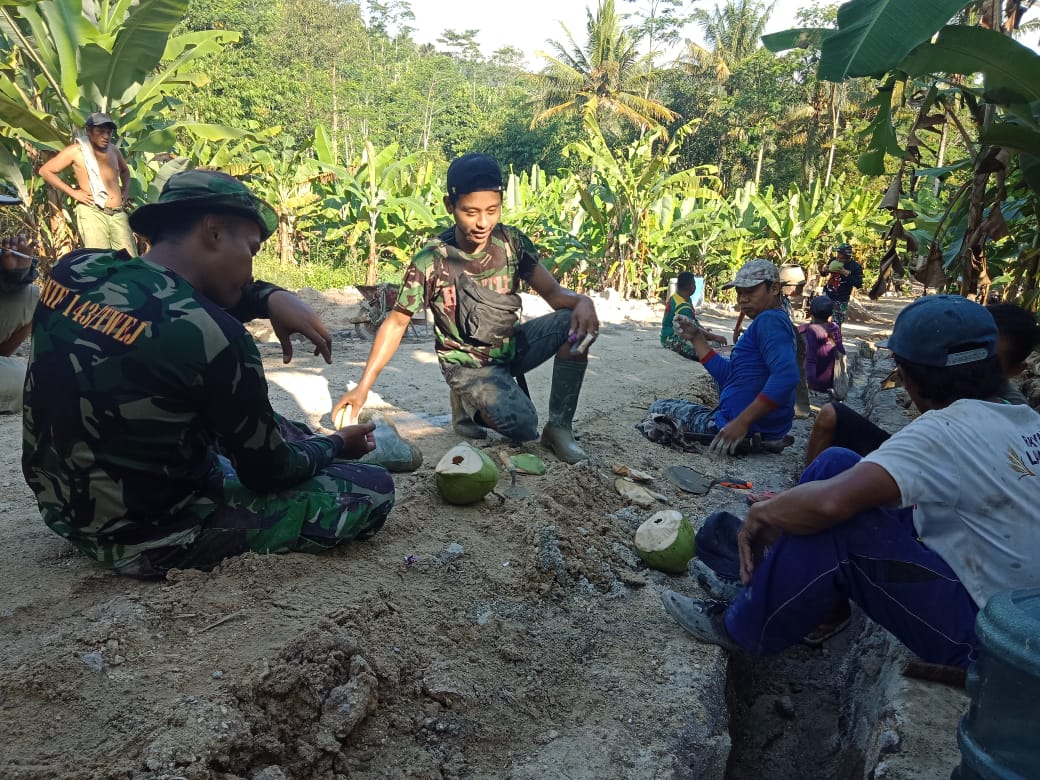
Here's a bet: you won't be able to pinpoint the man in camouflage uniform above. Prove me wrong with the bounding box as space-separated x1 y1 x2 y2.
334 153 599 464
22 171 394 578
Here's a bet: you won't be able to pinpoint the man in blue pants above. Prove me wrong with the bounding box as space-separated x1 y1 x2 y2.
662 295 1040 668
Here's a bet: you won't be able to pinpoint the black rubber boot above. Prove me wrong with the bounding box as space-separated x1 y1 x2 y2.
450 390 487 439
540 358 588 464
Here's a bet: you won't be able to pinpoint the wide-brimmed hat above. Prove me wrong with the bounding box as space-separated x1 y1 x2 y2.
878 295 997 367
722 258 780 290
129 170 277 241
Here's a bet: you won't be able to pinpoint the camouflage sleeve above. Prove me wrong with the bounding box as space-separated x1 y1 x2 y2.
204 331 341 490
225 280 287 322
395 251 434 316
508 227 540 281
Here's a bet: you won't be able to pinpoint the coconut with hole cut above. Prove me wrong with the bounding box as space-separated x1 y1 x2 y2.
435 444 499 505
633 510 696 574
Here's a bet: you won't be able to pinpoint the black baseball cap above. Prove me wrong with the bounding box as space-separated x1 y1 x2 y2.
446 153 504 199
86 112 117 129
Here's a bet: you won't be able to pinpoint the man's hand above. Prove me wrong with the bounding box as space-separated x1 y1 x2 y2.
568 296 600 347
332 387 368 428
710 417 750 456
73 190 95 207
334 422 377 459
737 509 780 584
0 234 35 272
267 290 333 364
705 331 728 346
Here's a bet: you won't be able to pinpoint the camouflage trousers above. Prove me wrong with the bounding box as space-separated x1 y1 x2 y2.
662 334 699 361
110 416 394 578
831 299 849 327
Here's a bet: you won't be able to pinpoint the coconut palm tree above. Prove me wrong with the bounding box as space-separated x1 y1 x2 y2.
531 0 677 134
682 0 775 83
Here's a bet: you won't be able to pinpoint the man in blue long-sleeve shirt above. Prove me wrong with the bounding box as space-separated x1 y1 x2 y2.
649 259 798 455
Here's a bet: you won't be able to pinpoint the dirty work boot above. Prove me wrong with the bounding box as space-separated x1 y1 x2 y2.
541 358 588 464
450 390 486 440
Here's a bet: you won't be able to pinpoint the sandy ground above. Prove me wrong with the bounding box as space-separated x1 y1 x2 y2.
0 290 901 780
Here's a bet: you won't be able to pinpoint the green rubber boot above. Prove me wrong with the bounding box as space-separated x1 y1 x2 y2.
450 390 487 439
541 358 588 464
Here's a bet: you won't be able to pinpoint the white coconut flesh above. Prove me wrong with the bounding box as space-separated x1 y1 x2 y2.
634 510 686 552
436 446 487 475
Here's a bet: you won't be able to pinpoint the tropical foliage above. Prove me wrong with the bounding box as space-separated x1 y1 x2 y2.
0 0 246 255
2 0 1038 312
766 0 1040 307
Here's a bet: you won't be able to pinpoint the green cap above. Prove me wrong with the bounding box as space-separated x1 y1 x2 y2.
129 170 277 241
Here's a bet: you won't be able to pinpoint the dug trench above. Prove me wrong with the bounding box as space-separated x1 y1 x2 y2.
1 291 960 780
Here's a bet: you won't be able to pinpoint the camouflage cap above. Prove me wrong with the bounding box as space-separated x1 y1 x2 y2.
722 258 780 289
129 170 277 241
834 242 853 256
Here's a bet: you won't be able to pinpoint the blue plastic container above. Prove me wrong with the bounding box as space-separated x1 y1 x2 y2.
953 588 1040 780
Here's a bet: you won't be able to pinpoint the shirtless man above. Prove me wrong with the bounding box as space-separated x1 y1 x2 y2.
39 112 136 254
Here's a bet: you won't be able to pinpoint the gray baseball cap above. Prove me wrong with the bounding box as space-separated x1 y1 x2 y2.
86 112 117 129
877 295 997 367
722 259 780 289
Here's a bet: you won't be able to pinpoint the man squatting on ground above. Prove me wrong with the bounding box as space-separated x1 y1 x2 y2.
0 190 38 413
662 295 1040 668
802 301 1040 466
22 171 394 578
334 153 600 464
39 112 137 254
649 259 798 455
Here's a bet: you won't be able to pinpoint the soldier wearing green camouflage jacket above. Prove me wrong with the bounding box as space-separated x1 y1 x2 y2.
334 153 600 464
22 171 394 577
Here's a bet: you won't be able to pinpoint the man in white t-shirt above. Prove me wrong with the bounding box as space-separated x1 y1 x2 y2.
661 295 1040 668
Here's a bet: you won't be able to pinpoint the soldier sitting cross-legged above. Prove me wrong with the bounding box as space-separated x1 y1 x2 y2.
22 171 394 577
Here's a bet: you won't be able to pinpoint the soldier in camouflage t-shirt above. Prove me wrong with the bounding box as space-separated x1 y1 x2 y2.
21 171 394 577
335 154 600 464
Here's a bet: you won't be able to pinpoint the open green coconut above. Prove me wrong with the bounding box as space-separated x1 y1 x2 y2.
435 444 499 505
633 510 696 574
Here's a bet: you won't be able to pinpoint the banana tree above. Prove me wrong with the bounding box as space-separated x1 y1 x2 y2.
764 0 1040 305
0 0 239 147
0 0 244 252
324 140 440 284
565 115 722 297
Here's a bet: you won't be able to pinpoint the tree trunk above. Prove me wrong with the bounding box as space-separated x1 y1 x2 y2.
331 63 339 164
754 137 766 188
278 215 293 266
825 85 841 188
366 220 378 285
933 119 949 198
